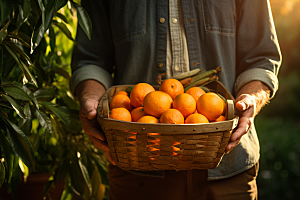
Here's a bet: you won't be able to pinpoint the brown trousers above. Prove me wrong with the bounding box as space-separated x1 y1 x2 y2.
108 162 259 200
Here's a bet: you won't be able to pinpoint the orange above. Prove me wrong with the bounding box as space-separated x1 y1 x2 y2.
137 116 159 123
185 87 206 102
185 113 209 124
214 115 226 122
143 91 173 118
173 93 196 118
137 115 161 136
197 92 224 121
160 79 184 100
109 94 133 112
114 91 128 96
160 109 184 124
131 107 147 122
130 83 155 108
109 108 132 122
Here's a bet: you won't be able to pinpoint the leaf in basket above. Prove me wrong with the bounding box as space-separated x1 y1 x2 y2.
172 141 181 145
217 93 227 103
171 152 178 156
125 85 134 95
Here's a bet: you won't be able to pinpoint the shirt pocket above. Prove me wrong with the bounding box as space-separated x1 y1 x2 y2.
110 0 147 45
201 0 236 35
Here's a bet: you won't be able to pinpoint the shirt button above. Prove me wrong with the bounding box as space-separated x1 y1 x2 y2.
160 18 165 23
172 18 178 24
175 66 180 71
158 63 164 68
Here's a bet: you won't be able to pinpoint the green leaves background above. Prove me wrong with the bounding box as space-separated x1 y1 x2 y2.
0 0 107 199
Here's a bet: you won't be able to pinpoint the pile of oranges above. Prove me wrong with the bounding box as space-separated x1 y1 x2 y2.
109 79 227 124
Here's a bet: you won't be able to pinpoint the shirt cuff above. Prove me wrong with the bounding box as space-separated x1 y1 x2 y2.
234 68 278 99
69 65 113 96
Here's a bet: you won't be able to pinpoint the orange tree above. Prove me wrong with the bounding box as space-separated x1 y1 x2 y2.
0 0 108 199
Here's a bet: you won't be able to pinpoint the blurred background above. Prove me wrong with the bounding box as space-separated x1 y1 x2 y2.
255 0 300 199
0 0 299 199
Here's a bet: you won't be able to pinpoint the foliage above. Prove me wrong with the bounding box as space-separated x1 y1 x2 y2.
256 116 300 200
256 1 300 199
0 0 108 199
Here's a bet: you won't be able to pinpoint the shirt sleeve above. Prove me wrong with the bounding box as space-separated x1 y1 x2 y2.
235 0 282 98
70 0 114 96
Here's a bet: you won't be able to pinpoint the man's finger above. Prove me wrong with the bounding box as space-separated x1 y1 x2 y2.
81 116 106 141
89 135 110 151
225 138 241 154
231 117 249 141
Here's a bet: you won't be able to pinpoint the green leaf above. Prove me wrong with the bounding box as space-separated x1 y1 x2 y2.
5 41 33 66
60 92 78 110
7 34 30 48
16 32 30 45
22 0 31 22
0 0 11 26
20 85 39 109
40 101 72 127
91 167 105 199
0 46 3 84
36 109 54 135
43 177 54 198
2 94 25 119
31 0 56 53
55 0 68 11
73 2 92 40
54 158 70 183
0 162 5 187
0 101 13 109
61 185 73 200
18 158 29 181
52 20 74 42
3 86 32 101
37 0 45 12
48 26 56 53
56 12 69 24
50 115 65 143
1 116 35 170
69 157 90 198
94 157 109 186
53 66 71 80
0 21 10 44
3 44 37 87
69 158 85 195
3 81 39 109
33 87 57 101
79 159 92 195
18 102 32 135
0 131 15 183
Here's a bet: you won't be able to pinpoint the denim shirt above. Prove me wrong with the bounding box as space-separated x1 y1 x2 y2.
71 0 281 180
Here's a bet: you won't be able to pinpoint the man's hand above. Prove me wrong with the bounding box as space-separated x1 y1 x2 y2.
76 80 116 165
225 81 270 154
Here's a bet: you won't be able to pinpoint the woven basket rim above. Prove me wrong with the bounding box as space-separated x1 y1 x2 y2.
98 116 238 134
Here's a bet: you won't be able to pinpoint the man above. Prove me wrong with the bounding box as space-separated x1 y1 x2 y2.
70 0 281 199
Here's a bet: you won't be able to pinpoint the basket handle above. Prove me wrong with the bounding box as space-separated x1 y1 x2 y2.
226 100 234 120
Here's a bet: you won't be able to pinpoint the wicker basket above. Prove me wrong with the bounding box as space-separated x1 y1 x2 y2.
97 81 238 171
